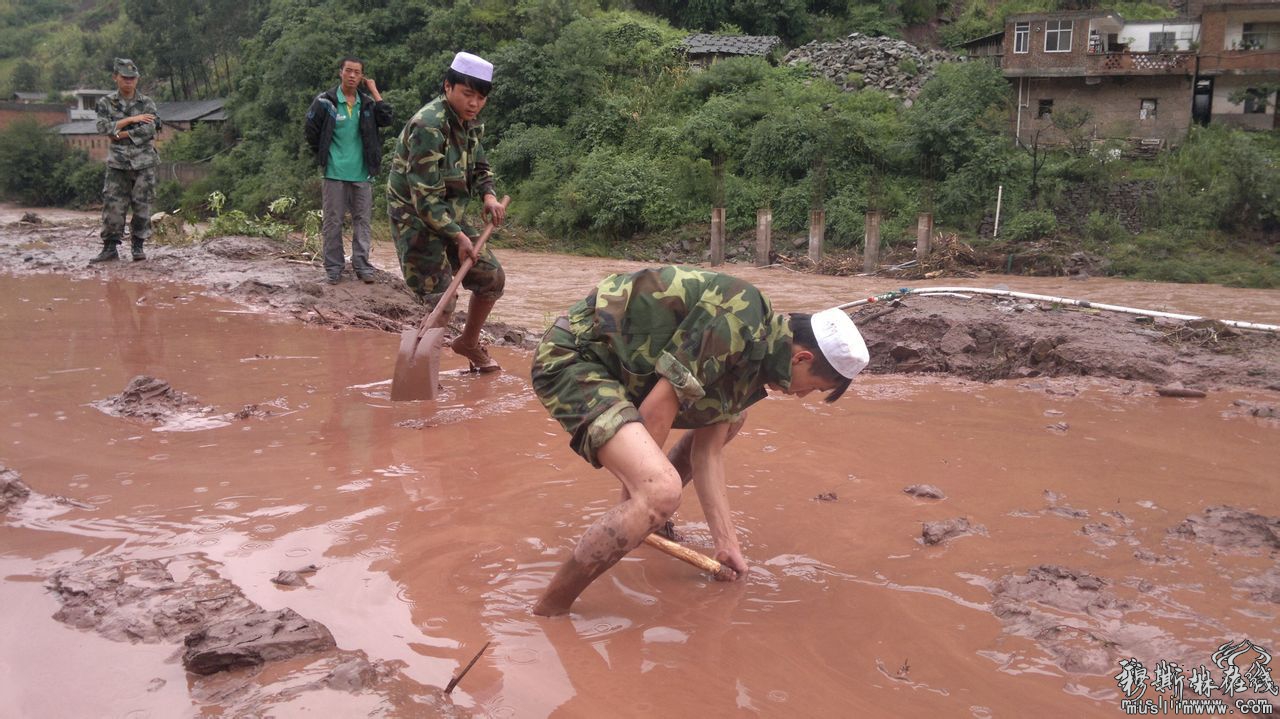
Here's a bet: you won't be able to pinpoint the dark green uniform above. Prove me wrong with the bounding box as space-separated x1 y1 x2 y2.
532 266 795 467
95 90 161 246
387 95 502 309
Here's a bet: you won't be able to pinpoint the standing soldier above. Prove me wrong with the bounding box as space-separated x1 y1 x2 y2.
91 58 162 264
303 55 394 284
387 51 507 373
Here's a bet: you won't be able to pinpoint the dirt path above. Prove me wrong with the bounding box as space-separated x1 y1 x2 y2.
4 215 1278 393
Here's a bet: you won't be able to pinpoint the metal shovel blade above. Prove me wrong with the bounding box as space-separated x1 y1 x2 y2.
390 327 444 401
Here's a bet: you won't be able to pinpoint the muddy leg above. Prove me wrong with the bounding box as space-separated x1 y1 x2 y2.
459 294 496 348
534 423 683 617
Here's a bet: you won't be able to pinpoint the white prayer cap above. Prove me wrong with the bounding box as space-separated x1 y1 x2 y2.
811 308 869 380
450 51 493 82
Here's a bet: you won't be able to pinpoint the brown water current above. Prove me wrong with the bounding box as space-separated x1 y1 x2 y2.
1 272 1277 717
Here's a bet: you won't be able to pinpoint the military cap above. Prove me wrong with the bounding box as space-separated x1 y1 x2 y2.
113 58 140 78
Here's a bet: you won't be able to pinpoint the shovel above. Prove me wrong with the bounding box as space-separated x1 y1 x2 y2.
390 196 510 402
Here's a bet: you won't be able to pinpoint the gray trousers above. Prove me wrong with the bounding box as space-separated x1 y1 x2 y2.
321 179 373 277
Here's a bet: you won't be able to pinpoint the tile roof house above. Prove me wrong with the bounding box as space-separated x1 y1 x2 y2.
679 34 783 69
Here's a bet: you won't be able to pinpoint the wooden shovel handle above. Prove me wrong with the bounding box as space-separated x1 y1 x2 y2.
416 195 511 337
643 533 735 580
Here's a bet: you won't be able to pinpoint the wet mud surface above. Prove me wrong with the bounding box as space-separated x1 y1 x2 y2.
1 215 1278 717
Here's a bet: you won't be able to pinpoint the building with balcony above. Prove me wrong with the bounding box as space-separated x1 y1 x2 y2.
982 2 1277 149
1001 11 1201 148
1194 1 1280 130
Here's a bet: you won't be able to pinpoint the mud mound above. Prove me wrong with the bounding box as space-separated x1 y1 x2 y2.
853 294 1280 389
92 375 211 422
1169 506 1280 554
202 236 281 260
47 556 258 643
0 466 31 513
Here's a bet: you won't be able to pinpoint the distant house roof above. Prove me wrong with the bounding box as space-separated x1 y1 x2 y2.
11 91 50 102
155 99 227 123
55 120 98 135
959 31 1006 48
679 34 781 57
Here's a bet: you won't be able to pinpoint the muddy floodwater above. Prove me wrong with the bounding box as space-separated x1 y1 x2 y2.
2 270 1279 717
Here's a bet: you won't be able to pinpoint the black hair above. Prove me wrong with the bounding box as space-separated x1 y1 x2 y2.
788 313 853 403
338 56 364 72
444 68 492 98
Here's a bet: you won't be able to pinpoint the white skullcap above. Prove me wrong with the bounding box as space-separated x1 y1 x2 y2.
450 51 493 82
811 308 869 380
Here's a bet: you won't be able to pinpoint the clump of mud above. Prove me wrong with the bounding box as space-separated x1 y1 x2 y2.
183 607 336 675
990 565 1137 675
921 516 983 545
201 236 280 261
903 484 945 500
1168 505 1280 554
47 555 258 643
0 465 32 513
93 375 211 422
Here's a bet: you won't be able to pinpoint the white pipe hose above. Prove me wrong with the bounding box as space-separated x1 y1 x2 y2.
835 286 1280 333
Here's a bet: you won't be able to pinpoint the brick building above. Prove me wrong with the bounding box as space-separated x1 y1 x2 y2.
679 34 781 70
983 1 1277 148
56 95 226 162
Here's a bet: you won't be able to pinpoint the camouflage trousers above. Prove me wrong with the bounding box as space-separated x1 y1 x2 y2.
388 203 504 314
530 318 644 468
100 166 156 245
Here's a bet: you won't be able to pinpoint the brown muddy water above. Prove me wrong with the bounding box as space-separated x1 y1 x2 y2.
2 272 1278 718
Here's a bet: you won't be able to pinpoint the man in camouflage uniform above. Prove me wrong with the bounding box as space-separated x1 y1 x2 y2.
530 266 871 616
91 58 162 264
387 51 507 372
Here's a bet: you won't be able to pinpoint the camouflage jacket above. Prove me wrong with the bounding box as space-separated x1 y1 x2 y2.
386 95 495 238
95 91 162 171
567 266 794 428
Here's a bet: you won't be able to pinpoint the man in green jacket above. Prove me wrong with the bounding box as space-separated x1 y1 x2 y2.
387 51 507 372
530 266 870 616
91 58 162 264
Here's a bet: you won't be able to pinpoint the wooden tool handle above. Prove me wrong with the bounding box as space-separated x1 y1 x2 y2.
643 533 735 580
417 195 511 336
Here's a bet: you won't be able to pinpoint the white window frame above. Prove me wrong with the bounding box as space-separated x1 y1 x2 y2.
1045 19 1073 53
1014 22 1030 54
1149 31 1177 52
1139 98 1157 120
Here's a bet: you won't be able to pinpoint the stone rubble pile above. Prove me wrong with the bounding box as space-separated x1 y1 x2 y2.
783 33 962 105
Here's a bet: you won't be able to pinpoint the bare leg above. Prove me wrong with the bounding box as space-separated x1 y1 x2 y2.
627 416 747 538
452 294 501 371
533 423 683 616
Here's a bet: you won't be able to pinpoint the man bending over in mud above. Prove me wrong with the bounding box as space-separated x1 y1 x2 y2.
530 266 869 616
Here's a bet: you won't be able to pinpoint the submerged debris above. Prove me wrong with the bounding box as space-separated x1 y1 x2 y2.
0 466 32 513
93 375 211 422
922 517 982 545
903 484 946 500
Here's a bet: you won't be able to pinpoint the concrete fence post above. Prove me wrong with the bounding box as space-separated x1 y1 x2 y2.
808 210 825 264
710 207 725 266
863 211 881 274
755 208 772 267
916 212 933 261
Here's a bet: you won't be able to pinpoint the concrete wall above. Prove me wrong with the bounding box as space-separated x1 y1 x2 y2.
1013 75 1194 145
